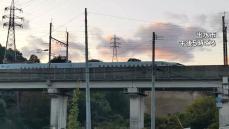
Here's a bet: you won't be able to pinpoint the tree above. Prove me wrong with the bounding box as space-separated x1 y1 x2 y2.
50 55 69 63
28 54 40 63
4 48 27 63
145 96 219 129
0 44 27 63
20 91 50 129
88 59 102 62
105 91 129 119
15 50 27 63
127 58 141 62
67 89 80 129
183 96 218 129
0 97 26 129
0 99 6 121
78 91 129 128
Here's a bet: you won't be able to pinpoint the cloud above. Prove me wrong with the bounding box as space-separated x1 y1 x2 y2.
165 12 223 33
191 12 225 40
22 19 30 29
165 12 189 23
69 42 84 51
1 18 30 30
194 14 207 26
65 32 84 61
207 13 225 33
21 35 48 60
68 41 84 61
21 34 85 62
51 32 85 62
96 22 206 62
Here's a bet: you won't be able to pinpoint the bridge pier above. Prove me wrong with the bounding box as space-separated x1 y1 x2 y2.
218 77 229 129
219 102 229 129
127 88 145 129
48 88 68 129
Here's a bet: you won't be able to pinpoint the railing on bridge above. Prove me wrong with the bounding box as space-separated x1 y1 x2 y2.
0 65 227 82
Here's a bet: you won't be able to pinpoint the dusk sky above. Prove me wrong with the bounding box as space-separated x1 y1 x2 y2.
0 0 229 65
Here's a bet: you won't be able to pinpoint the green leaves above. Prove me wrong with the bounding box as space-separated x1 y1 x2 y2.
184 96 218 129
28 54 40 63
154 96 219 129
67 89 81 129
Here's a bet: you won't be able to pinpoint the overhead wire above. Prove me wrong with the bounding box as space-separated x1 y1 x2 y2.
2 5 221 63
20 0 35 8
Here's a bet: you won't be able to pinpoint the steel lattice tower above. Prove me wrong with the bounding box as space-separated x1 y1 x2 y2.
2 0 23 63
110 35 121 62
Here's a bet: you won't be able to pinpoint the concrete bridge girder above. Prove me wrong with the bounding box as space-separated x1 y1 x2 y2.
24 77 229 129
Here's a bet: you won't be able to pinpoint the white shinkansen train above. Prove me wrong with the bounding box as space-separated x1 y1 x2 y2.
0 61 183 69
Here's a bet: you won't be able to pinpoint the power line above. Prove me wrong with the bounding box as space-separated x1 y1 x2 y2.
48 21 69 63
52 13 84 33
21 0 62 22
19 0 34 8
89 11 152 23
89 11 222 31
36 13 84 38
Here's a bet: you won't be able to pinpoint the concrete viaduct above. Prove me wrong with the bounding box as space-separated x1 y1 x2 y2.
0 62 228 129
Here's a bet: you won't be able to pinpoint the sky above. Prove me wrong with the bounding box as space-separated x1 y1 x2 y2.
0 0 229 65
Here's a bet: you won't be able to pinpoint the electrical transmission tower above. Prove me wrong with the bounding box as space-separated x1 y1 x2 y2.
110 35 121 62
2 0 23 63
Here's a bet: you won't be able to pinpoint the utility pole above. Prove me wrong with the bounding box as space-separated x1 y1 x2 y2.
3 0 23 63
85 8 91 129
66 31 69 62
110 35 120 62
222 14 228 65
49 22 52 65
151 32 156 129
